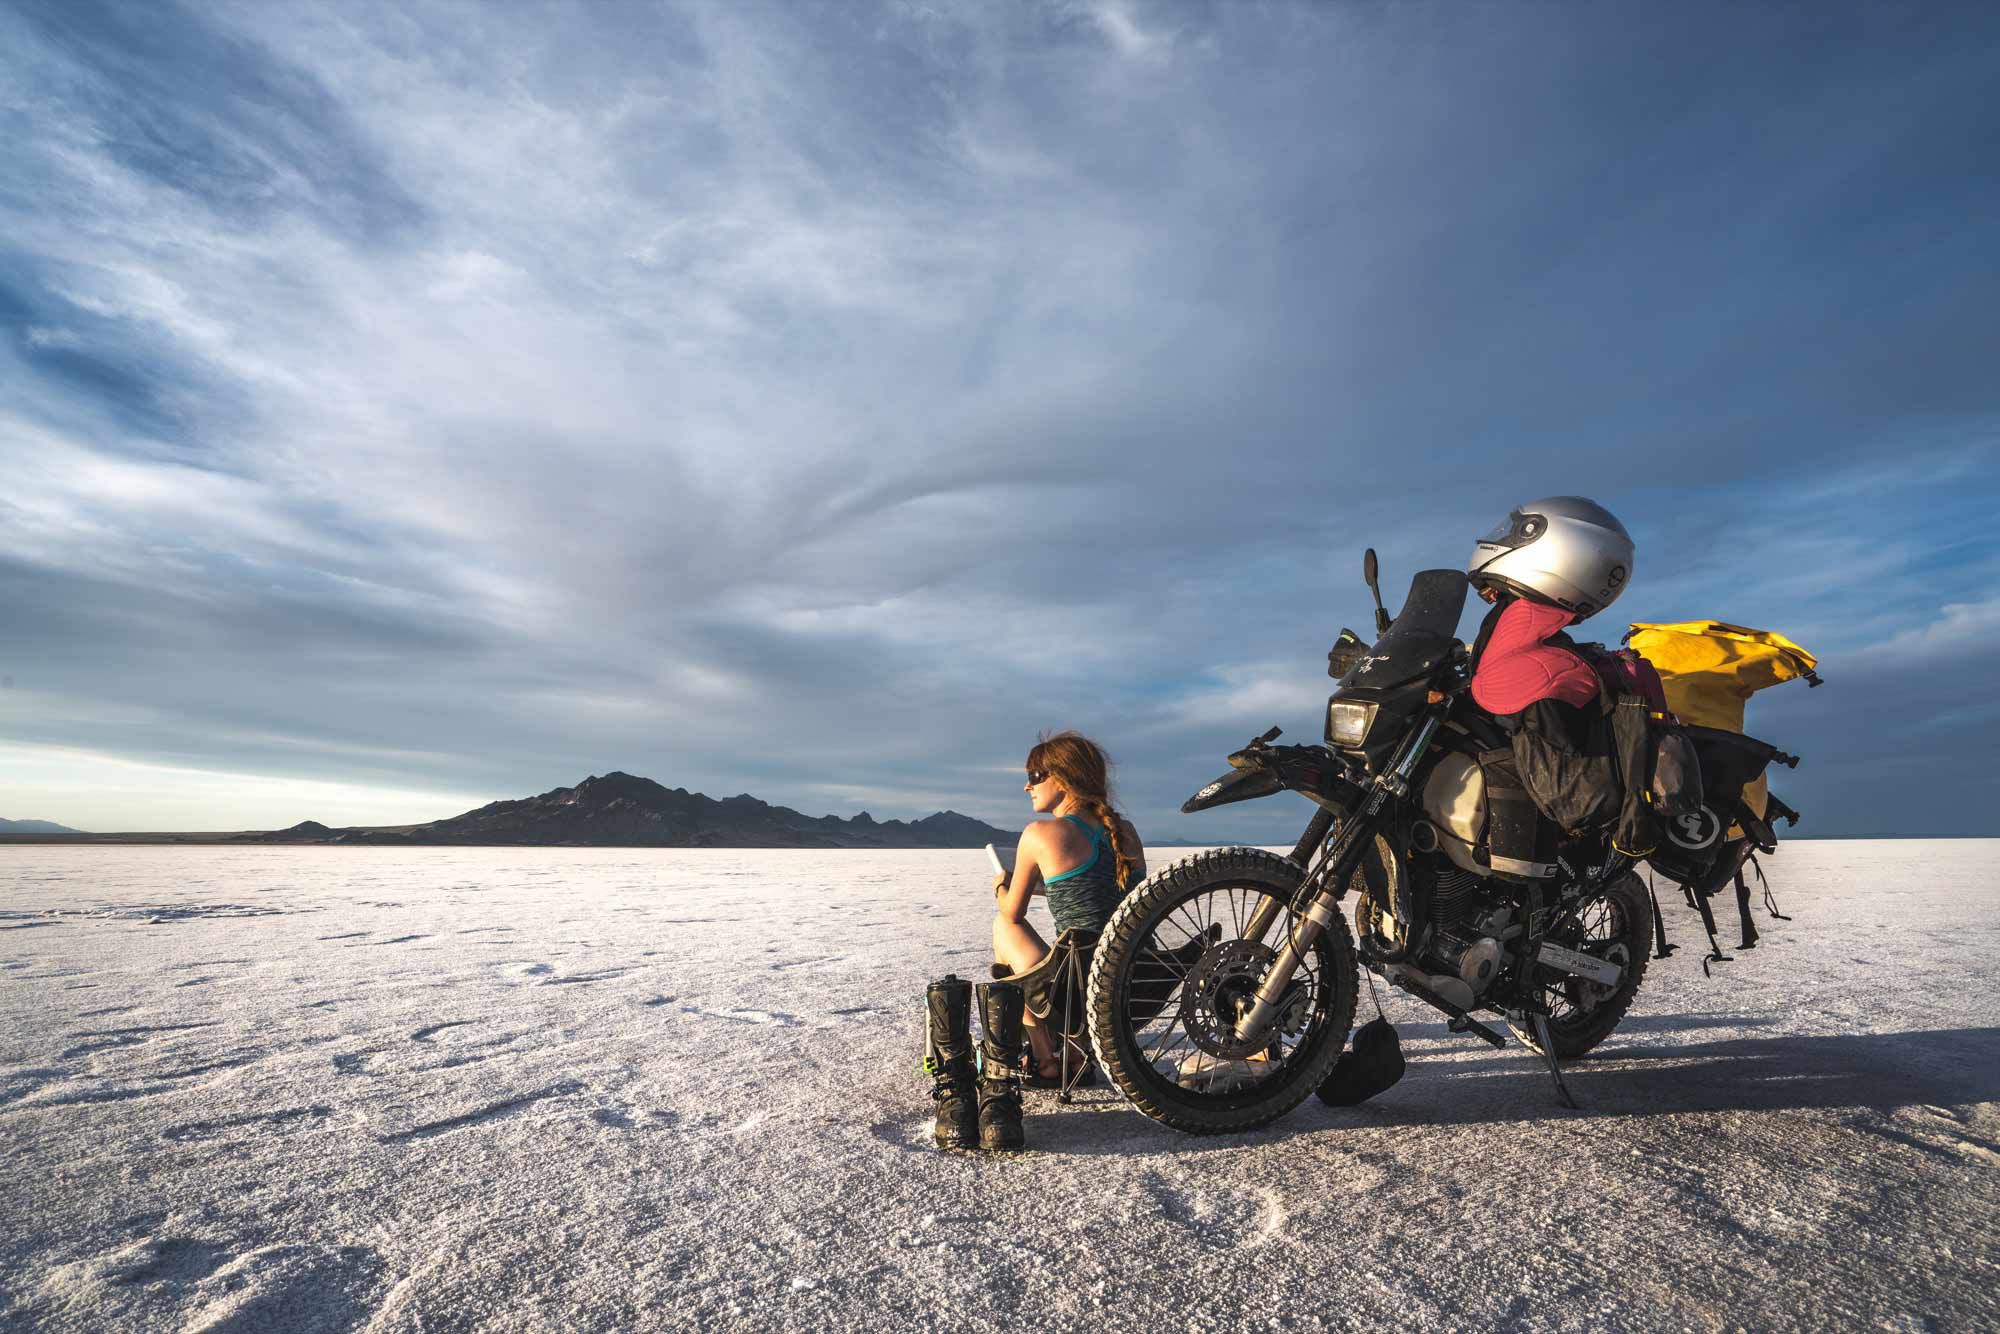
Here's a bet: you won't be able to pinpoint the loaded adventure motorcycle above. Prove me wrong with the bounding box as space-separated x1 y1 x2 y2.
1083 550 1815 1135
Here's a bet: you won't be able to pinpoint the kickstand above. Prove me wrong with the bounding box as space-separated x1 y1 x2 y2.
1529 1011 1579 1110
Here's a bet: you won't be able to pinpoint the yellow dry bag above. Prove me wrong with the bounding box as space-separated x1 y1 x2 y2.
1624 621 1820 820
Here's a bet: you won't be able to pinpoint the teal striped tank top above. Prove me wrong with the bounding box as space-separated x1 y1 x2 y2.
1043 814 1128 934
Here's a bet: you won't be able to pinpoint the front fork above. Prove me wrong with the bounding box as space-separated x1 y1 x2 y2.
1231 709 1443 1045
1235 807 1337 945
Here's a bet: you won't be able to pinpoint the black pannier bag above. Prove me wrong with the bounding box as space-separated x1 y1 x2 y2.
1503 651 1703 858
1506 697 1621 837
1649 727 1704 820
1645 725 1786 890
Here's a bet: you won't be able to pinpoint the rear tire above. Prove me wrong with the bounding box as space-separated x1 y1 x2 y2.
1508 872 1650 1058
1086 847 1357 1135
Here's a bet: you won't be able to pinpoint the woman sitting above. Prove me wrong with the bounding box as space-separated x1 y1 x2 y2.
990 730 1145 1085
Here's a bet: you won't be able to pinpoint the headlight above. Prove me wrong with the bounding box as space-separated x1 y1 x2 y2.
1326 698 1379 748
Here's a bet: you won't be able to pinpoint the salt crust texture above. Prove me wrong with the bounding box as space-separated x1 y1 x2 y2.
0 842 1995 1331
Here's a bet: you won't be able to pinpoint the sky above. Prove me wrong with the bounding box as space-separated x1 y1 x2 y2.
1 0 1996 840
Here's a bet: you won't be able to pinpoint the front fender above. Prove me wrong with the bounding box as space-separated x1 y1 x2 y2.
1181 765 1283 814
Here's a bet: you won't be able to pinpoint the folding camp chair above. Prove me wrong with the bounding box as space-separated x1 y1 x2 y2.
993 925 1218 1103
995 928 1099 1103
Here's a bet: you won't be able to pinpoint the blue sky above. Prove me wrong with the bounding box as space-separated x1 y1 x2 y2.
1 0 1995 839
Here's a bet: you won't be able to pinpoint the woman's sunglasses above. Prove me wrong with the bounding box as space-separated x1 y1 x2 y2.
1025 770 1049 786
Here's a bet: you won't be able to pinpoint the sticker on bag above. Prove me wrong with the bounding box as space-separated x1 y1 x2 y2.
1666 805 1722 851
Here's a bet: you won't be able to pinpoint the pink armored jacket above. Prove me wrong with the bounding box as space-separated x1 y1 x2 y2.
1470 599 1601 716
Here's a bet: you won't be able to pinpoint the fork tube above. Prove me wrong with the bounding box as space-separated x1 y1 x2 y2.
1236 897 1341 1037
1232 705 1445 1045
1230 834 1366 1044
1241 895 1285 947
1240 809 1336 945
1288 807 1336 867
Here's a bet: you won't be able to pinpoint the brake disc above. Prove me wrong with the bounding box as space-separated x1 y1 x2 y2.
1178 939 1282 1060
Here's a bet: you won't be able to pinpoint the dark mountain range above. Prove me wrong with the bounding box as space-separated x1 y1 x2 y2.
0 817 82 834
237 772 1016 848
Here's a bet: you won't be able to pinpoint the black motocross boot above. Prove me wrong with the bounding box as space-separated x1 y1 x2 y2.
925 976 977 1150
975 981 1026 1151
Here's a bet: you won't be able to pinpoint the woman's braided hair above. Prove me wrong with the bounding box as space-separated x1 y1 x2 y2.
1027 730 1139 891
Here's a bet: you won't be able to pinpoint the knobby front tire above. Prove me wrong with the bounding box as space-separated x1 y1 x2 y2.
1086 847 1358 1135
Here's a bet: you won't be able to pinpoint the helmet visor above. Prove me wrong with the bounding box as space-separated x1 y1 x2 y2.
1478 509 1546 549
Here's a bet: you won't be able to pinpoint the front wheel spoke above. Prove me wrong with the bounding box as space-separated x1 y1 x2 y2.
1141 1015 1191 1060
1166 902 1212 944
1127 981 1187 1020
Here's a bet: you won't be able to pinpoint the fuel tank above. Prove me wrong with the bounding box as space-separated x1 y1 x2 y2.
1421 751 1493 878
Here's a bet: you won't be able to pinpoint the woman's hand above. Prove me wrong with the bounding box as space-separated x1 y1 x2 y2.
992 871 1009 899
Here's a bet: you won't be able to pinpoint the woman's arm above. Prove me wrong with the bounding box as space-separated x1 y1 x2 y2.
993 825 1046 924
1122 818 1147 885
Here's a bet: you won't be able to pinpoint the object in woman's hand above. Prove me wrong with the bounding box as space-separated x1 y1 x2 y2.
985 844 1014 876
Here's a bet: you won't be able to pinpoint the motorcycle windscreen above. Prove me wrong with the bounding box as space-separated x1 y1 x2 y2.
1338 569 1470 690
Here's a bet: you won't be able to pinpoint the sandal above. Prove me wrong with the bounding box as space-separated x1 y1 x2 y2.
1019 1047 1099 1090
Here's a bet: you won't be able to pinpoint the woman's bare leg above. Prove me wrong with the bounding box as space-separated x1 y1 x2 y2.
992 913 1048 975
992 915 1059 1072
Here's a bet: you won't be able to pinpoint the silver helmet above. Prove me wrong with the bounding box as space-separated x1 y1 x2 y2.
1467 496 1634 621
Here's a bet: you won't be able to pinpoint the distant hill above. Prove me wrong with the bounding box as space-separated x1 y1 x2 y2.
236 773 1017 849
0 817 82 834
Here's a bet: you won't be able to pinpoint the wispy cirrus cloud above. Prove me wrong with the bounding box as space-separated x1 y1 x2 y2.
1 0 1996 836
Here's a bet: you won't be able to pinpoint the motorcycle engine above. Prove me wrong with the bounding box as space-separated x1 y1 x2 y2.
1418 863 1518 997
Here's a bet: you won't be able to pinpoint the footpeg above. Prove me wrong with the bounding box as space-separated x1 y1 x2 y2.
1387 970 1504 1048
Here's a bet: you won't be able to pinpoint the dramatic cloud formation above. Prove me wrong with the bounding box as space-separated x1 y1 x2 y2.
2 0 1995 837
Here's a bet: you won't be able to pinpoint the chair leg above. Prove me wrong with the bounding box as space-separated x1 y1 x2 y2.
1056 947 1085 1104
1054 952 1072 1104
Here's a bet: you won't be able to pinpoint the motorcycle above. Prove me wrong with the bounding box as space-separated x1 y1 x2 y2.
1083 551 1800 1134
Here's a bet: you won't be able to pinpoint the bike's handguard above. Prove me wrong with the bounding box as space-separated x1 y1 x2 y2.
1181 739 1363 815
1327 628 1369 679
1181 765 1282 813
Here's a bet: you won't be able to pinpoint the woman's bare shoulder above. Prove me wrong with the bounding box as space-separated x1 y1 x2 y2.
1016 819 1065 852
1021 816 1087 856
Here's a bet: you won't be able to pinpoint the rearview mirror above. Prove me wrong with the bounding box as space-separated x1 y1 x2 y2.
1362 549 1391 634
